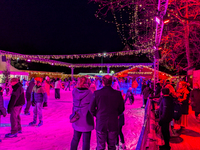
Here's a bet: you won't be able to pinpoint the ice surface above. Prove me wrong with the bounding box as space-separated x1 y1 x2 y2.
0 89 144 150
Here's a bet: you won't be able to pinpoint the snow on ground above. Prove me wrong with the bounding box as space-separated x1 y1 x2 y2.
0 89 144 150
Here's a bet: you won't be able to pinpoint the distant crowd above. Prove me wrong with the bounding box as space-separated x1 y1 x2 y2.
0 75 199 150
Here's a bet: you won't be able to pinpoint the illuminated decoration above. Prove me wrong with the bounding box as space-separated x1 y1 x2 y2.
115 65 172 79
73 63 153 68
159 0 200 71
89 0 157 51
0 48 154 60
89 0 156 49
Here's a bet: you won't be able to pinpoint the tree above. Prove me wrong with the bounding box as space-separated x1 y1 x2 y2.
89 0 157 50
2 69 10 83
160 0 200 71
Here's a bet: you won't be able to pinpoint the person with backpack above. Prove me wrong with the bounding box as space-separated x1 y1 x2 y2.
159 88 174 150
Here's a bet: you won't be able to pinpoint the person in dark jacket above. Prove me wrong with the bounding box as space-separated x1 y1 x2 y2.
29 78 45 127
159 88 174 150
142 83 152 108
124 87 134 105
89 75 125 150
190 83 200 121
5 78 25 138
0 87 6 117
70 76 94 150
149 83 162 111
24 78 35 115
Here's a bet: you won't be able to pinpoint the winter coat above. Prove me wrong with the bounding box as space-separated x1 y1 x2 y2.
190 88 200 112
26 80 35 93
55 81 62 89
0 95 6 117
44 81 50 96
177 87 190 114
72 88 94 132
119 113 125 127
32 85 46 103
132 80 138 89
143 87 152 100
150 84 162 99
125 88 134 101
159 96 174 123
7 83 25 113
112 81 120 91
89 86 125 132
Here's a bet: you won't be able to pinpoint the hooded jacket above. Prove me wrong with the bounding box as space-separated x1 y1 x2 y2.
72 88 94 132
7 82 25 113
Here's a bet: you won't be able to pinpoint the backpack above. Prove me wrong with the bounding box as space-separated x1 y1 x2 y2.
173 100 182 121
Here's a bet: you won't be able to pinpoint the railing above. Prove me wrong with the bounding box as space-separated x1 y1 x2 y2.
135 98 151 150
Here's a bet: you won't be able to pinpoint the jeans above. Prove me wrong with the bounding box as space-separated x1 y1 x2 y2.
24 92 31 113
96 130 118 150
55 89 60 99
44 93 47 103
10 106 22 134
116 126 125 145
161 122 170 147
70 130 91 150
33 102 43 122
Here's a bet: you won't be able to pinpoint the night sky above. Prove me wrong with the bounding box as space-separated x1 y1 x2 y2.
0 0 154 74
0 0 124 55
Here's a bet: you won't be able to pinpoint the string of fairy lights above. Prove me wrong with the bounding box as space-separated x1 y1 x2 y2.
0 49 154 68
92 0 157 51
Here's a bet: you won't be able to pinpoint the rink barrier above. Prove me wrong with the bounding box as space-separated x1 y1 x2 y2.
135 98 151 150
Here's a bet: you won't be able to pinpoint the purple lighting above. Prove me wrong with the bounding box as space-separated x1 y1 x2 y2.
27 59 31 62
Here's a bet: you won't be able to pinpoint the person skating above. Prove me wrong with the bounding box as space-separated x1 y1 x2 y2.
142 83 152 108
6 78 25 138
124 87 134 105
70 76 94 150
55 78 62 99
0 87 7 141
29 78 46 127
116 112 126 150
89 75 125 150
43 76 50 107
24 78 35 115
159 88 174 150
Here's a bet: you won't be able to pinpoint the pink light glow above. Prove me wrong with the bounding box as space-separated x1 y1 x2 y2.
27 59 31 62
155 16 160 24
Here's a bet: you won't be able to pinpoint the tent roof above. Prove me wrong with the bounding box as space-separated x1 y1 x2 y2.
0 56 29 76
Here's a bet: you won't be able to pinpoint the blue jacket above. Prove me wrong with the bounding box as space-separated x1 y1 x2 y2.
31 85 46 103
72 88 94 132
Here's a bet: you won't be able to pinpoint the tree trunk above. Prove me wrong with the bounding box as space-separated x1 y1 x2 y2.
185 1 191 68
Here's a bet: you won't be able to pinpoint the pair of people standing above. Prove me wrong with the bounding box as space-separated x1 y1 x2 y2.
70 75 125 150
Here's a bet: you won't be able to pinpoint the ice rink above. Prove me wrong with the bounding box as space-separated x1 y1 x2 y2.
0 89 144 150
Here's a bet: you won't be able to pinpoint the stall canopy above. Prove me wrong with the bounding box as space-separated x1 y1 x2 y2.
115 65 172 80
0 57 29 82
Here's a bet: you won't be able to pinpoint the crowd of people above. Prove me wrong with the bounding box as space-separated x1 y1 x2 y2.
0 75 199 150
140 79 200 150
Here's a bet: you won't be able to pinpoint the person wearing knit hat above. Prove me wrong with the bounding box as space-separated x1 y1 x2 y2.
29 78 46 127
5 78 25 138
